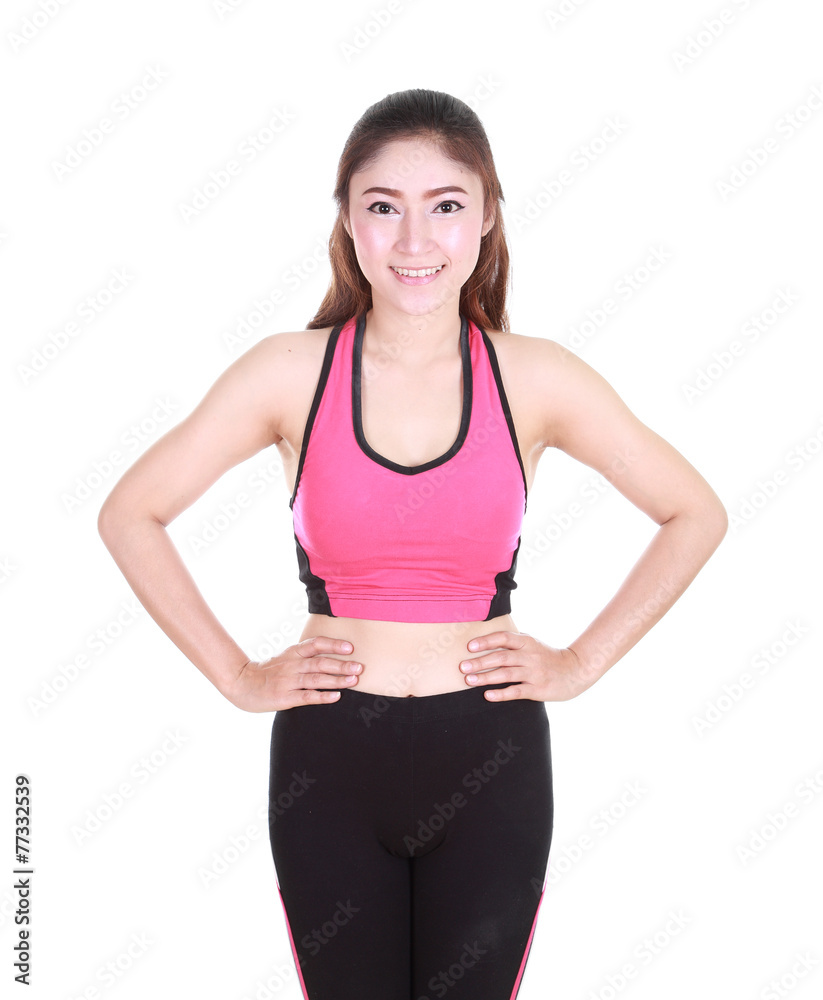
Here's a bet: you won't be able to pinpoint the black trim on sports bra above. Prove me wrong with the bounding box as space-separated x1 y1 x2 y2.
351 311 473 476
289 321 345 510
479 328 530 513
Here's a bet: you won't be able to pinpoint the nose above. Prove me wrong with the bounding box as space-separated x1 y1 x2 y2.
395 209 436 255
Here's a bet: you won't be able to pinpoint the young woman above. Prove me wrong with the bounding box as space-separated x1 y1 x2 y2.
98 89 728 999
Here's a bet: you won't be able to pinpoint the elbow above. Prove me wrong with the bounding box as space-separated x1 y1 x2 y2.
97 495 123 547
691 495 729 552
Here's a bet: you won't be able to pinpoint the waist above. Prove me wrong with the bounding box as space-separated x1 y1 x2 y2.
298 613 517 697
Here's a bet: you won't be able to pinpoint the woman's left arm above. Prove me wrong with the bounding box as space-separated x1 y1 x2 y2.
463 338 729 701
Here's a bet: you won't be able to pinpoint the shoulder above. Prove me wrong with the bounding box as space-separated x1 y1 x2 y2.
215 325 337 438
481 326 629 450
231 325 336 392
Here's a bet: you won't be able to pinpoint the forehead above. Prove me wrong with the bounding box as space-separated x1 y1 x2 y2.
351 138 481 194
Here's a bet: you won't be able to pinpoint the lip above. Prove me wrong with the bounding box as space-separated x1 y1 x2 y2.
389 264 446 286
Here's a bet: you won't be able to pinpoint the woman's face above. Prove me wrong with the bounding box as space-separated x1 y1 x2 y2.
344 138 494 318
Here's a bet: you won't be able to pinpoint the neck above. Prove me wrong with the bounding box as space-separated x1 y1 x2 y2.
363 299 463 366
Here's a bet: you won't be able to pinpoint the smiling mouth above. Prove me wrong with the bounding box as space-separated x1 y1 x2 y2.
390 265 445 277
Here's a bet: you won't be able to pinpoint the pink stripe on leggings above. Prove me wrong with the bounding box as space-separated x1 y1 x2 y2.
275 879 310 1000
509 888 545 999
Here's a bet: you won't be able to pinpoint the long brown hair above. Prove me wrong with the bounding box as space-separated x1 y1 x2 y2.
306 88 511 333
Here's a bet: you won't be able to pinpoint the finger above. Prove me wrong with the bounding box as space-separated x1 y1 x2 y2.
466 631 522 652
303 656 363 675
459 650 513 673
463 666 520 687
482 683 525 702
296 688 344 706
301 670 361 689
297 637 354 657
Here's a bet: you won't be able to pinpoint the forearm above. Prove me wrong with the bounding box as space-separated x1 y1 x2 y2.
568 503 728 685
97 507 251 696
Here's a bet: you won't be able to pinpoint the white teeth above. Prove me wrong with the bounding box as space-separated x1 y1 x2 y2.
391 265 444 277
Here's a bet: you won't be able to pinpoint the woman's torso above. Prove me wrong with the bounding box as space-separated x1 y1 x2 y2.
271 316 547 697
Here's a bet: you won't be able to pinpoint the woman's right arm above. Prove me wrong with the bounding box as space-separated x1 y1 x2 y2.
97 333 360 711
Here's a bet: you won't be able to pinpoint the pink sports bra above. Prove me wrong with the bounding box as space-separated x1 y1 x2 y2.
289 312 528 623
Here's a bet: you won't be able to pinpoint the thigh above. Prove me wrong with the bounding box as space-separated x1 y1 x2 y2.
410 698 554 1000
268 702 412 999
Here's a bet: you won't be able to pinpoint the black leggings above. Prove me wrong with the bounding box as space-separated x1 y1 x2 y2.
268 681 553 999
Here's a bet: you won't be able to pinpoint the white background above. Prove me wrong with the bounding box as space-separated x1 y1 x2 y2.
3 1 822 998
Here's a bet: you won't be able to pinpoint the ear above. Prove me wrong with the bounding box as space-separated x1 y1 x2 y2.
482 211 496 239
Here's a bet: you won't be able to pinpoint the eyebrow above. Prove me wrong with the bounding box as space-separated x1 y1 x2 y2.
359 185 470 198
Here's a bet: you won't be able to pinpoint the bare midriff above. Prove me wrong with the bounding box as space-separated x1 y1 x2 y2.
298 613 517 697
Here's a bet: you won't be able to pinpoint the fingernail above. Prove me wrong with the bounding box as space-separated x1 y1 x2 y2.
460 661 471 671
468 641 479 651
466 674 477 684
